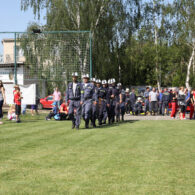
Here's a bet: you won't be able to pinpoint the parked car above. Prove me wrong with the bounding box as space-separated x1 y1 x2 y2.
38 95 54 109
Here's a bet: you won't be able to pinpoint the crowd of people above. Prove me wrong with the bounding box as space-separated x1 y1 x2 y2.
64 72 195 130
0 75 194 127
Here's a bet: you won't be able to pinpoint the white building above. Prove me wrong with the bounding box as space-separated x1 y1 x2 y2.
0 38 46 97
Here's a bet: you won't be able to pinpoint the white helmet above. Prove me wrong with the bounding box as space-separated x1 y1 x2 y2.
91 78 96 82
96 79 101 84
137 97 142 101
102 80 107 85
72 72 78 77
82 74 89 78
111 78 116 84
117 83 122 87
125 88 130 93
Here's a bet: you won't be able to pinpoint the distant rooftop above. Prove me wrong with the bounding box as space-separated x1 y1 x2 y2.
1 39 15 44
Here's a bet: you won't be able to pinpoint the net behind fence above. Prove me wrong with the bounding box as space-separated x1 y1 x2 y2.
0 31 92 96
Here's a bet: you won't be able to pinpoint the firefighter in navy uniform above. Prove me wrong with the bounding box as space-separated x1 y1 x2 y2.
107 79 113 124
125 88 131 114
93 79 101 126
130 88 137 115
65 72 82 130
144 87 150 115
109 79 120 123
98 80 109 125
91 78 98 128
81 74 97 129
120 89 126 121
116 83 122 122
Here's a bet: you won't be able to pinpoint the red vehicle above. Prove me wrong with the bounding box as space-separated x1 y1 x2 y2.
39 95 54 109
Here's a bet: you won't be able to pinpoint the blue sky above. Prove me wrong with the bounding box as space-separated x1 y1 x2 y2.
0 0 45 56
0 0 45 32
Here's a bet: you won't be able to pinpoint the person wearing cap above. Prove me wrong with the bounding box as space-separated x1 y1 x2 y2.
116 83 122 121
90 78 98 128
143 87 150 115
130 88 137 115
125 88 131 115
81 74 97 128
91 79 101 127
98 80 109 125
65 72 82 130
108 78 120 123
134 97 143 115
107 79 112 124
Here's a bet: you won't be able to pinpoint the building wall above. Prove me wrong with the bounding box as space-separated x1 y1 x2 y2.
2 40 25 63
0 66 24 85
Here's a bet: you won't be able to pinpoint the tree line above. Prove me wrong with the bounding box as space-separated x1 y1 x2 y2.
21 0 195 89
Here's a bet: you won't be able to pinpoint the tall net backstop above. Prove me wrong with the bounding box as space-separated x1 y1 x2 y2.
0 31 92 97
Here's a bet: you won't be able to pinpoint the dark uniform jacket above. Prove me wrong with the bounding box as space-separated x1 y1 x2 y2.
65 82 81 102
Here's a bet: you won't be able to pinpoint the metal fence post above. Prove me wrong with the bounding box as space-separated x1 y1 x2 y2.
90 32 92 78
14 32 17 84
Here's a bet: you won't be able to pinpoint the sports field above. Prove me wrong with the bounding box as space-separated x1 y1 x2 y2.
0 115 194 194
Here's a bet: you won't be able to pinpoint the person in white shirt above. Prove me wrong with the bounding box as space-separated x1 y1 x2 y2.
149 87 159 115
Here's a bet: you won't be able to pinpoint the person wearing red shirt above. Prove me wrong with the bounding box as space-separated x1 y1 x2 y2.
14 86 22 123
59 101 69 120
170 89 178 119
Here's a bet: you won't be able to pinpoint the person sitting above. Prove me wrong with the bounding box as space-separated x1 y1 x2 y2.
7 105 16 121
46 102 59 121
59 101 69 120
134 97 143 115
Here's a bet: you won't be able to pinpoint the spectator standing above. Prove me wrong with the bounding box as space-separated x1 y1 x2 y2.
149 87 159 116
158 89 163 115
31 96 39 116
144 87 150 115
170 89 178 119
0 80 6 124
178 87 186 120
189 90 194 120
193 89 195 119
53 87 61 108
162 88 171 116
14 86 22 123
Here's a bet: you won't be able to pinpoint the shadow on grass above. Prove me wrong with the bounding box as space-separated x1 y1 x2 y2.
80 119 139 131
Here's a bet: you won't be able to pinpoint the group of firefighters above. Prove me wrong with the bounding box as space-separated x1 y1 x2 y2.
63 72 195 130
65 72 126 130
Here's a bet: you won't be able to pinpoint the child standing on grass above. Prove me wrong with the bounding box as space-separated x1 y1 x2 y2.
14 86 22 123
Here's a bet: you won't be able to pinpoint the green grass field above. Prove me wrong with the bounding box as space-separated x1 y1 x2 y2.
0 115 195 194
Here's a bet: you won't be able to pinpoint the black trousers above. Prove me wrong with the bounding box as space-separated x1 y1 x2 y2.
151 101 158 113
0 100 3 118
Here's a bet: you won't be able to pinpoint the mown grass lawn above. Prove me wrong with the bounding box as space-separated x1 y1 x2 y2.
0 115 194 194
